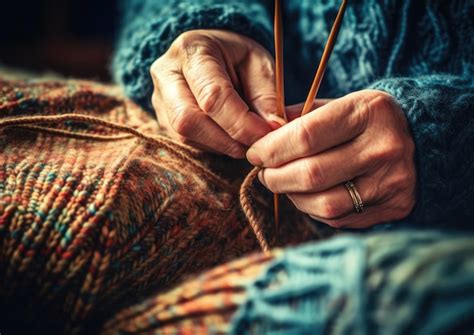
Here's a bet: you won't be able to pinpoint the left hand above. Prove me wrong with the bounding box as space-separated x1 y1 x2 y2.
246 90 417 228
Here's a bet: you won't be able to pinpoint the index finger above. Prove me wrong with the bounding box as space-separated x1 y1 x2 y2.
247 93 367 168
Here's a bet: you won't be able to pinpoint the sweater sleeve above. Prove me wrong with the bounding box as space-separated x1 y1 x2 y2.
369 73 474 226
112 0 273 111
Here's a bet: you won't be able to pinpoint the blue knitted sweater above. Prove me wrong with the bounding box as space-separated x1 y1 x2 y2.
113 0 474 227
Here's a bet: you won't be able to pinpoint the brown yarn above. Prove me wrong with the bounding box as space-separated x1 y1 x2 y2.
1 113 270 252
0 114 229 189
10 125 134 141
239 167 270 253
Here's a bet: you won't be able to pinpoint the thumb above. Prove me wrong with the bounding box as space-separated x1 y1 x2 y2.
238 50 286 129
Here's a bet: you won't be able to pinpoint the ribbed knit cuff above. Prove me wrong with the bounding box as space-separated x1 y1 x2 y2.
368 76 474 226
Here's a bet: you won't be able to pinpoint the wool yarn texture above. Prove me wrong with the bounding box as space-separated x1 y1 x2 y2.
0 77 317 333
101 231 474 334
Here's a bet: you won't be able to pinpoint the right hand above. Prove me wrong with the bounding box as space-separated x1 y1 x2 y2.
150 30 284 158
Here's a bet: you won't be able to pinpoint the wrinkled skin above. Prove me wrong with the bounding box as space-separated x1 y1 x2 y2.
150 30 417 228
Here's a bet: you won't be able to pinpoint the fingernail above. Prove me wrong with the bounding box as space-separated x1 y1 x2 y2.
246 148 263 166
257 170 264 184
267 114 286 128
269 121 282 130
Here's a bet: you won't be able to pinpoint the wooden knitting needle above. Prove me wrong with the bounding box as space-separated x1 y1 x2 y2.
271 0 347 240
273 0 286 242
301 0 348 115
274 0 286 121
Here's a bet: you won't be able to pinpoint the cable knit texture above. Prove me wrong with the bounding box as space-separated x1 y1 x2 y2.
231 231 474 334
113 0 474 226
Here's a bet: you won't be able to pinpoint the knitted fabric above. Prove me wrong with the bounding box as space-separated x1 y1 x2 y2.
113 0 474 227
0 77 317 333
231 231 474 334
101 251 277 334
101 231 474 334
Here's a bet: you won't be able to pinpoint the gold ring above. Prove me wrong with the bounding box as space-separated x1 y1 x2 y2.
344 180 364 214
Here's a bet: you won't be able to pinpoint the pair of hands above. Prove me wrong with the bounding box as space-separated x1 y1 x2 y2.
150 30 416 228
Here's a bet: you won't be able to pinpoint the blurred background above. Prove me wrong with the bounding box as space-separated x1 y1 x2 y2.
0 0 118 82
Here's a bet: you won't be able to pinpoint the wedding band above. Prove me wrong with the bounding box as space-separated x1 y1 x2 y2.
344 180 364 214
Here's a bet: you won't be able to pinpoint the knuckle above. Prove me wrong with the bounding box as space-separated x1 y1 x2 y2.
295 119 315 154
170 105 194 136
199 83 230 116
173 31 195 50
301 159 324 190
226 123 246 141
150 58 162 76
370 91 393 110
347 97 370 134
368 132 405 163
352 91 394 131
150 59 178 94
225 111 250 141
387 141 406 160
174 32 214 59
150 59 167 87
318 198 341 220
384 136 405 160
352 92 373 119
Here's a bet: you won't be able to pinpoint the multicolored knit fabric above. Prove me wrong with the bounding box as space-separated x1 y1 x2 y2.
101 231 474 335
101 251 278 334
0 77 317 333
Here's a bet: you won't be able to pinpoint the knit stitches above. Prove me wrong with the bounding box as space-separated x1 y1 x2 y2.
0 78 316 333
100 231 474 334
231 231 474 334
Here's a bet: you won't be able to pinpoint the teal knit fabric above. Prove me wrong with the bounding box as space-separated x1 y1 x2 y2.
231 231 474 334
112 0 474 226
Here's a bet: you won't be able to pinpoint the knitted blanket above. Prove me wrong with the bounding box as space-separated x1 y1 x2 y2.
0 77 317 333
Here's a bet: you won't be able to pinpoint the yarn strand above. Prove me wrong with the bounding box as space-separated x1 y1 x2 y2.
0 113 271 252
239 167 271 253
0 114 233 191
